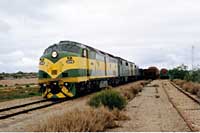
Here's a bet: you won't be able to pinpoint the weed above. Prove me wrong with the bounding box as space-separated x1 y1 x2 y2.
34 107 128 132
26 84 30 88
0 86 40 102
88 89 127 110
173 79 200 96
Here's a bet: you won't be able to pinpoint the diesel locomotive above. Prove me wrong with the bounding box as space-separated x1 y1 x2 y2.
160 68 169 79
38 41 140 99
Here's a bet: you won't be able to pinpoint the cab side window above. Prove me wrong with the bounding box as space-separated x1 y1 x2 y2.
82 49 87 57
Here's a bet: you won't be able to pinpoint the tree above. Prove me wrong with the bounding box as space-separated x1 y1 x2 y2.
169 64 189 80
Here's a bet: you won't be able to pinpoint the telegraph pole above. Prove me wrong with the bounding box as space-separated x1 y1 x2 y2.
192 45 194 71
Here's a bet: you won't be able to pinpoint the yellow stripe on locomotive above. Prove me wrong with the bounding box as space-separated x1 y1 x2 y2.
38 41 120 99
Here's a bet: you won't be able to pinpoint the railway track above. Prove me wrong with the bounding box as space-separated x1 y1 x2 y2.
170 81 200 104
0 99 67 120
162 80 200 132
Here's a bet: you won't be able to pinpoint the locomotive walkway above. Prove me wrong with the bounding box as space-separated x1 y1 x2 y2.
108 80 196 132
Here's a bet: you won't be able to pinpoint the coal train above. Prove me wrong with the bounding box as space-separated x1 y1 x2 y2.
38 40 169 99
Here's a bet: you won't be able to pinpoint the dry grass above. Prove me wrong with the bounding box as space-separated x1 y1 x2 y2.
152 84 159 87
173 79 187 88
182 82 195 93
33 107 129 132
33 80 150 132
173 79 200 96
0 86 40 102
119 81 148 101
0 78 37 87
197 90 200 98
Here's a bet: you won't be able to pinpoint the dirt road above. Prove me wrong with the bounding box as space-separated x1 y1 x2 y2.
108 80 191 132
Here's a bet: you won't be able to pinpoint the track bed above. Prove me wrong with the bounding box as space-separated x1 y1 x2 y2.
108 80 197 132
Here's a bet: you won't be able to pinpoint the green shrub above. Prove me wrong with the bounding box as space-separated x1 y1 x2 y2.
16 86 23 89
88 89 127 110
0 84 3 87
26 84 30 88
28 92 36 96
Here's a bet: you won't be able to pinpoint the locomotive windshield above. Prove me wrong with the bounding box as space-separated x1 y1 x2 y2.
44 44 81 55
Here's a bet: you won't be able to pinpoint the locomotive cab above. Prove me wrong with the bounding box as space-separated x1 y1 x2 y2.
38 41 88 98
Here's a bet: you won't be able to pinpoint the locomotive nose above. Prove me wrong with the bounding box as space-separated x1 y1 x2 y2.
49 81 61 94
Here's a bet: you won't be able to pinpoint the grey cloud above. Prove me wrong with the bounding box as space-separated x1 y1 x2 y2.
0 20 11 33
0 0 200 72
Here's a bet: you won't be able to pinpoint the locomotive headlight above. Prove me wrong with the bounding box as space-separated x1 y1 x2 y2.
52 51 58 58
64 82 68 86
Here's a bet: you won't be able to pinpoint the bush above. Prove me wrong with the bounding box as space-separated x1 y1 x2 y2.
16 86 23 89
192 83 200 94
169 64 189 80
119 81 145 101
174 79 200 95
0 84 3 87
173 79 186 87
88 90 127 110
197 90 200 98
29 92 36 96
34 107 129 132
26 84 30 88
182 82 194 92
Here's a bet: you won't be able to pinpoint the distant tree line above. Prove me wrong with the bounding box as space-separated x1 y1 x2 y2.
0 71 37 80
169 64 200 83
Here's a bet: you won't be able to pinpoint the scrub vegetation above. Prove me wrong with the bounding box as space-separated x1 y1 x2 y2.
34 80 149 132
117 80 150 101
173 79 200 98
0 72 37 80
34 107 129 132
169 64 200 83
0 85 40 102
88 89 127 110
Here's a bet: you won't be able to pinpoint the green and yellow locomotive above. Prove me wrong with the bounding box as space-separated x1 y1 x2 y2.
38 41 138 99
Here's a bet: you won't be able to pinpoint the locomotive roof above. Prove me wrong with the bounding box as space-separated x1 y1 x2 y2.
48 40 135 64
59 40 117 58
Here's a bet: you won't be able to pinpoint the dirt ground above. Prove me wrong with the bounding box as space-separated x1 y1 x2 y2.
108 80 190 132
1 80 198 132
164 81 200 131
0 81 143 132
0 95 89 132
0 78 37 86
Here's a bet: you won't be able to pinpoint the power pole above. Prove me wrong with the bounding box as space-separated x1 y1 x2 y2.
192 45 194 71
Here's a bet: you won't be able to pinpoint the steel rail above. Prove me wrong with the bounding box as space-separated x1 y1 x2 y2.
0 99 49 112
162 82 194 131
170 81 200 105
0 99 67 120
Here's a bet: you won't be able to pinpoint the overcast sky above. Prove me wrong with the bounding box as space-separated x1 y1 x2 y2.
0 0 200 72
